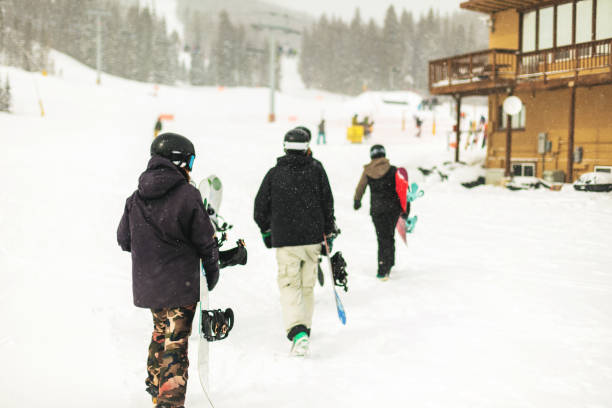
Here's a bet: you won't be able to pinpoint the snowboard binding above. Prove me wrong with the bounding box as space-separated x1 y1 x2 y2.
330 252 348 292
405 215 418 233
219 239 248 269
201 308 234 342
407 182 424 202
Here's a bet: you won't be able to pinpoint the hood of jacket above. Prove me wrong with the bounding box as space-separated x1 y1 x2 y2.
364 157 390 179
137 156 187 200
277 153 313 169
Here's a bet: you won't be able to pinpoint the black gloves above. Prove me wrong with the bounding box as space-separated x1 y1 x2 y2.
400 212 408 220
205 266 219 291
353 200 361 210
261 230 272 248
219 240 248 269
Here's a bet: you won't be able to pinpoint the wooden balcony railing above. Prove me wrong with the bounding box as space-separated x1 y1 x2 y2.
430 49 517 89
429 38 612 94
518 38 612 80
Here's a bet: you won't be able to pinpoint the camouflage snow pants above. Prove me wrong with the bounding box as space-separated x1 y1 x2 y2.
146 305 196 408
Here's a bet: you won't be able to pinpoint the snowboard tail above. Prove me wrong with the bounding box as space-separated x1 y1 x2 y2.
323 235 347 325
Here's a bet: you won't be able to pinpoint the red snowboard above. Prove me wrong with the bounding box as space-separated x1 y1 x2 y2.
395 168 409 244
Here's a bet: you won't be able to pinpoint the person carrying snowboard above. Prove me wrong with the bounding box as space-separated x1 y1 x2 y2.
353 144 407 280
117 132 220 408
254 128 336 356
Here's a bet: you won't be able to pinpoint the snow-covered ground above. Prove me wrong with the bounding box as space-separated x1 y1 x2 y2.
1 54 612 408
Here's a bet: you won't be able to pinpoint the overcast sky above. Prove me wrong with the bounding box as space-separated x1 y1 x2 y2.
264 0 465 23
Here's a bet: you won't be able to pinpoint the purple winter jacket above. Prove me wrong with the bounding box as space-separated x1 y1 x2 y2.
117 156 219 309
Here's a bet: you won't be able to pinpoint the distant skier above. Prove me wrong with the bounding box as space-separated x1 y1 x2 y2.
117 133 220 407
352 114 359 126
479 115 487 148
254 128 336 356
317 119 326 145
353 144 407 280
154 117 162 138
414 116 423 137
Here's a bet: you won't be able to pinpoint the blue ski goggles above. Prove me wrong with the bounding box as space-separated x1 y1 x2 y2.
186 155 195 171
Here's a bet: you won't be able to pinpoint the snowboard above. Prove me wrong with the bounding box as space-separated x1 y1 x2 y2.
395 168 424 244
323 237 347 325
199 175 225 231
197 174 230 408
197 175 223 408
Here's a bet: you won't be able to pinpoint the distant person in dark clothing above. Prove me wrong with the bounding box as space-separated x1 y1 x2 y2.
353 144 406 280
317 119 326 145
117 133 219 407
414 116 423 137
254 128 336 356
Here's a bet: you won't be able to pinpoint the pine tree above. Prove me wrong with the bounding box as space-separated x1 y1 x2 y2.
212 10 235 86
400 10 415 88
0 75 11 112
382 5 403 90
348 9 365 94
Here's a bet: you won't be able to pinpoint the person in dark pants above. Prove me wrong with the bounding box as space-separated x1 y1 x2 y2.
117 133 219 408
317 119 326 145
254 128 336 356
353 144 407 280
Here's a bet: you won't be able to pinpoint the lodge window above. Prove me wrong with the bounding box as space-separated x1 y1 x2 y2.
597 0 612 39
499 104 526 130
521 0 612 52
513 163 536 177
594 166 612 173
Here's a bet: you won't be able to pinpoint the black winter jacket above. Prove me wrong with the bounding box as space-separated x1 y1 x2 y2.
117 156 219 309
368 166 403 215
355 158 404 216
254 154 335 247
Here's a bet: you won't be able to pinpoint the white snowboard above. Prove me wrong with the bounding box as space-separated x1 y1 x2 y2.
197 174 223 408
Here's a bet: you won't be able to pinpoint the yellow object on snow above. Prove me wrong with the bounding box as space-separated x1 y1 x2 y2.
346 125 364 143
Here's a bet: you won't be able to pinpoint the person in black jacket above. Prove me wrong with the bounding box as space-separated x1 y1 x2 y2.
354 144 407 280
254 128 336 356
117 133 219 408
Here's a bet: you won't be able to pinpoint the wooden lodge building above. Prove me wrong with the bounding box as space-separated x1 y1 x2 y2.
429 0 612 183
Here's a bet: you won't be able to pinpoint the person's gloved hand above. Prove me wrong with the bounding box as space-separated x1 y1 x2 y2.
321 232 337 256
400 212 408 220
261 230 272 249
205 267 219 291
353 200 361 210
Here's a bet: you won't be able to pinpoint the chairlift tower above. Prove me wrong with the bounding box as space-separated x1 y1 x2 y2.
251 20 301 123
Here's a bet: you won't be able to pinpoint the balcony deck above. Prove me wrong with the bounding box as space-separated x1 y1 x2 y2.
429 39 612 96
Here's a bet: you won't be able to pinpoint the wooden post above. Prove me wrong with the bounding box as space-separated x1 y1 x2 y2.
505 114 512 177
455 95 462 163
469 54 473 82
492 50 497 81
448 58 452 86
567 85 576 182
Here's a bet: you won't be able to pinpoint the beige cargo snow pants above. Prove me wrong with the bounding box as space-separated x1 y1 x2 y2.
275 244 321 335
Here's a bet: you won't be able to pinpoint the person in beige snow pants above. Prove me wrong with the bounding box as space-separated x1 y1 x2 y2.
276 244 321 334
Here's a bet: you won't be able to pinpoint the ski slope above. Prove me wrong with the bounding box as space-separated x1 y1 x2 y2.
1 55 612 408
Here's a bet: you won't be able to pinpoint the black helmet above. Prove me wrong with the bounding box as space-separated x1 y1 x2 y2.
370 144 386 159
151 132 196 171
294 126 312 141
283 128 309 154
